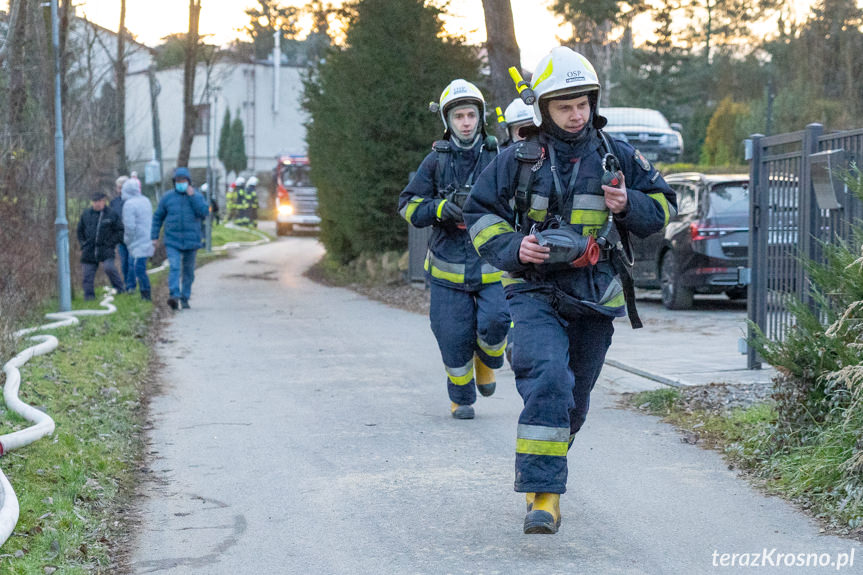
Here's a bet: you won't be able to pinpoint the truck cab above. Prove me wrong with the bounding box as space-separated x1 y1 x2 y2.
274 155 321 236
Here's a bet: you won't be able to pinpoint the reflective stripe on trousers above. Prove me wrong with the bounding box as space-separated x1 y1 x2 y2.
430 282 510 406
508 290 613 493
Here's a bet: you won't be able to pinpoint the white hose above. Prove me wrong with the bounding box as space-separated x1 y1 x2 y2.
0 229 271 545
0 290 116 547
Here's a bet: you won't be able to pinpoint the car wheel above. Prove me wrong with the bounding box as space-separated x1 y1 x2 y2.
725 287 747 300
276 223 292 236
660 251 693 310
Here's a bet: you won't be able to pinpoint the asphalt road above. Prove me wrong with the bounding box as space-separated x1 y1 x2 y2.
130 237 863 575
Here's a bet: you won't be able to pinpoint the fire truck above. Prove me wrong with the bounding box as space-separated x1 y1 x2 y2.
273 154 321 236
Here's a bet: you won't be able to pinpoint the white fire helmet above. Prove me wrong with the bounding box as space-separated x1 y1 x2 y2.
234 176 246 187
246 176 259 187
504 98 535 127
530 46 601 127
437 79 486 133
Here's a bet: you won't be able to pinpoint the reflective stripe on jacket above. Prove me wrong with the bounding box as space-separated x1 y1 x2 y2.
463 132 677 317
398 138 501 290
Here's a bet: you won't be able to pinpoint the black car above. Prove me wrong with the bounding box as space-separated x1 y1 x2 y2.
630 173 750 309
602 107 684 164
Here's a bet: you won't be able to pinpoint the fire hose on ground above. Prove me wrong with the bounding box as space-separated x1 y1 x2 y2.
0 290 117 547
0 226 273 547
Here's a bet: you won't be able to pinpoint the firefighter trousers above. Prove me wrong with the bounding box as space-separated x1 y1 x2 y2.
429 282 510 406
508 290 614 494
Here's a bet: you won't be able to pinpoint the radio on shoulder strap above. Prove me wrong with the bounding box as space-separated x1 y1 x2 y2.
513 140 544 231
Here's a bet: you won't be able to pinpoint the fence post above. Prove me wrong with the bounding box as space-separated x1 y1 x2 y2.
799 123 824 311
747 134 765 369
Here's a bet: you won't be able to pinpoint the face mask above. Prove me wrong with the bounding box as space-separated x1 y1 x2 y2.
176 182 189 193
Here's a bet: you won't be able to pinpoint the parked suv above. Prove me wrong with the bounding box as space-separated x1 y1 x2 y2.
630 173 750 309
602 107 684 163
273 155 321 236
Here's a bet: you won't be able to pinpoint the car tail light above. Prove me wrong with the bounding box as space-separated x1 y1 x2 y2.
690 222 722 241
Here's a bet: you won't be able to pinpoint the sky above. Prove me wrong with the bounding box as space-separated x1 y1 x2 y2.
73 0 816 70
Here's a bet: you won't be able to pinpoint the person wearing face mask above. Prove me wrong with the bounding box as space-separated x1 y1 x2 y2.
464 47 677 534
151 166 209 310
398 79 510 420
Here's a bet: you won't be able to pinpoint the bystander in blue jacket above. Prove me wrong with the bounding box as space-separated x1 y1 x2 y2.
151 167 208 310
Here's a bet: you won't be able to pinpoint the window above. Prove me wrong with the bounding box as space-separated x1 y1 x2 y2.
193 104 210 136
675 184 697 215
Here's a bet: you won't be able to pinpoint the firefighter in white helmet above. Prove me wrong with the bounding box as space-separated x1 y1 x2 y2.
464 47 677 534
502 98 535 147
397 79 509 420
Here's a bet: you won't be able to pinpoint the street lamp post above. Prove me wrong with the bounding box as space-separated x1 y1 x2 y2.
51 0 71 311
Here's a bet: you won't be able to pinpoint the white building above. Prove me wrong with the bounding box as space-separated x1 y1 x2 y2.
125 60 308 197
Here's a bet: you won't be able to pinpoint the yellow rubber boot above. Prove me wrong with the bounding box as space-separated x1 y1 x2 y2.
474 355 496 397
523 493 561 534
525 492 535 512
450 402 475 419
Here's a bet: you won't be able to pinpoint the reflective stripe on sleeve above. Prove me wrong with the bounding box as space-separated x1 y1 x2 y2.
648 192 673 226
400 196 425 223
469 214 515 250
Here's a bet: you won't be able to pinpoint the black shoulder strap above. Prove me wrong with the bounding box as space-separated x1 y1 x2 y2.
431 140 451 191
599 129 642 329
512 140 543 230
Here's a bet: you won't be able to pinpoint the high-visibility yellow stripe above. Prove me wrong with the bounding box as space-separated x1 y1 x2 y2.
648 192 671 226
446 358 474 386
570 209 608 226
501 275 526 288
527 209 547 222
436 199 447 219
481 271 504 283
402 196 424 223
477 336 507 357
602 292 626 308
516 438 568 457
473 221 515 249
582 224 602 237
531 59 554 89
424 258 465 284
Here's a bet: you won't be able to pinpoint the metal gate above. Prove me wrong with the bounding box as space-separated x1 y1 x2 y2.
746 123 863 368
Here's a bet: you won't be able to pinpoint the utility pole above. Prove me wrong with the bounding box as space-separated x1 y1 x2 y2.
52 0 71 311
148 67 164 200
204 74 214 252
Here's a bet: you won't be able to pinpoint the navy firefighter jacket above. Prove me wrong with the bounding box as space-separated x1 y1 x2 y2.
398 137 501 291
463 130 677 318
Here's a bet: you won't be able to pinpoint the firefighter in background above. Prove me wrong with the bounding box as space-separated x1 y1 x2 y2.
226 176 244 221
464 47 676 534
245 176 259 228
229 176 251 227
397 79 509 420
501 98 535 148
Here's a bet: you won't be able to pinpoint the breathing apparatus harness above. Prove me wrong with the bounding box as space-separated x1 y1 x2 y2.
511 131 642 328
431 137 498 228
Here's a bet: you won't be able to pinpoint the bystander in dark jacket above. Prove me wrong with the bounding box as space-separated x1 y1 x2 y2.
77 192 125 300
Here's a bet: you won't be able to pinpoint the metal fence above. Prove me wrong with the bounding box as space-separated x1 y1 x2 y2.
747 123 863 368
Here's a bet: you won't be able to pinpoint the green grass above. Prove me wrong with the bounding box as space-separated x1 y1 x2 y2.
629 388 863 533
0 291 154 572
210 223 268 246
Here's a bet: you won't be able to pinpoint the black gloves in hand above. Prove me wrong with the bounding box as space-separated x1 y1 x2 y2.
437 199 464 224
